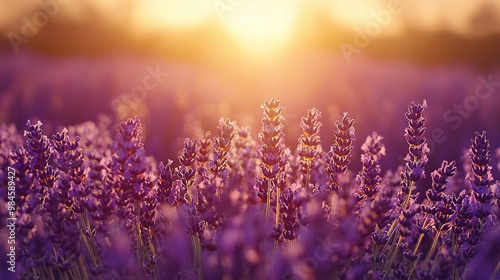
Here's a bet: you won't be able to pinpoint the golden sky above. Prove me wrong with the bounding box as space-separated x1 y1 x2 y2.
1 0 499 57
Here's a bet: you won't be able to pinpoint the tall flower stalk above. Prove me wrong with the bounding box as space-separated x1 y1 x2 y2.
196 131 212 175
356 132 385 202
326 112 355 214
298 108 322 193
23 121 57 278
382 100 429 276
468 131 494 229
52 128 100 279
110 117 154 279
210 118 235 185
258 98 286 227
175 138 201 278
177 138 197 204
409 160 456 276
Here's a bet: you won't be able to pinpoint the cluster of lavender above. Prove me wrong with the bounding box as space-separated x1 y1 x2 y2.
1 99 500 280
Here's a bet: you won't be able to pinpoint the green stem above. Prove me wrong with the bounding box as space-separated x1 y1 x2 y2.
186 177 193 204
78 209 102 274
451 232 457 254
381 221 397 254
191 234 203 280
381 181 414 276
491 260 500 280
305 165 310 193
265 178 272 221
275 186 280 228
408 234 424 277
371 242 377 271
424 226 442 265
331 193 337 215
135 200 142 280
431 243 442 265
148 228 157 261
402 182 414 210
382 236 402 279
408 217 429 277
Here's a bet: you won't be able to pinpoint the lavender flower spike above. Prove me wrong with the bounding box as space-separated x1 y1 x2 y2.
401 100 429 199
467 131 494 223
257 98 285 224
298 108 322 192
326 112 355 193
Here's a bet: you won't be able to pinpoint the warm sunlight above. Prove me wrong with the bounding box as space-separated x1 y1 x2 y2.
329 1 386 27
4 0 500 279
221 0 300 56
136 0 212 30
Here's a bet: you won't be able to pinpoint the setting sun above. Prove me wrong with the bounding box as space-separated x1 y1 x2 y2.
221 0 300 56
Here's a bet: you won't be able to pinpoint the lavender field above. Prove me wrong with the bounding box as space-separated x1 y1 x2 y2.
1 94 500 279
2 1 500 280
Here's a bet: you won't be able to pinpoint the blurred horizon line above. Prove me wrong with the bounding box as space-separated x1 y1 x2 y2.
2 26 500 71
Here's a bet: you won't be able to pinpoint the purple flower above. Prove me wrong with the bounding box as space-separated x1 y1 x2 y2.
298 108 322 191
356 132 385 201
426 160 456 203
210 118 235 178
196 131 212 172
401 100 429 195
1 98 499 279
326 112 355 193
467 131 494 222
258 99 285 181
257 98 286 224
157 159 174 204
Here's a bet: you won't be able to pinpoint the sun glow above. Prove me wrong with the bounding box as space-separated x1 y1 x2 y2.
328 1 386 28
136 0 212 30
222 0 300 56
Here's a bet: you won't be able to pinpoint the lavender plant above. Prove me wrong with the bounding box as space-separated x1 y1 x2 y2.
298 108 322 193
1 99 500 280
257 98 286 228
325 112 355 216
467 131 494 228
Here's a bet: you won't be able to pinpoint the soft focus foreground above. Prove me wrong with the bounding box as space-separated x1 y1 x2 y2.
1 99 500 279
